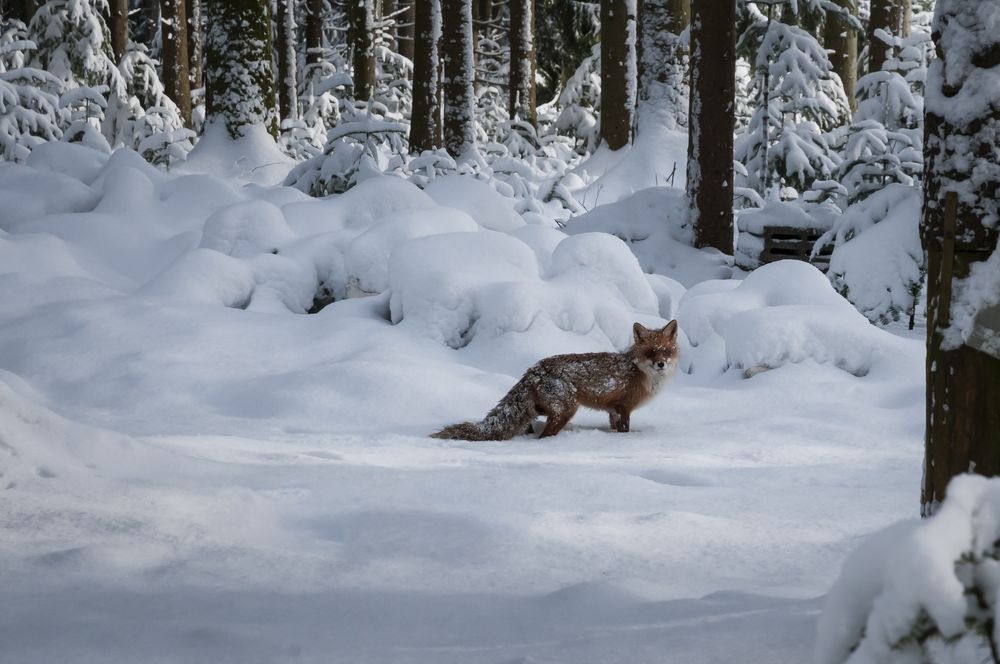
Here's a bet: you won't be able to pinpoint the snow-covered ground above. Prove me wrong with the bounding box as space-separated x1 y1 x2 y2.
0 140 924 663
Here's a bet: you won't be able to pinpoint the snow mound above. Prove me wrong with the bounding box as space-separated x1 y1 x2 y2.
423 175 526 232
200 200 298 258
139 248 256 308
565 187 732 287
676 260 897 377
817 474 1000 664
181 122 294 187
0 164 99 229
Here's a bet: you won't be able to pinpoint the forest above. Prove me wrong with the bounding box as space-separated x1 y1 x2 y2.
0 0 999 662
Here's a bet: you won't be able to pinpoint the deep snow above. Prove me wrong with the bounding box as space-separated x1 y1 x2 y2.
0 140 925 663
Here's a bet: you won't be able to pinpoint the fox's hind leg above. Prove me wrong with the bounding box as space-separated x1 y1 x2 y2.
539 405 577 438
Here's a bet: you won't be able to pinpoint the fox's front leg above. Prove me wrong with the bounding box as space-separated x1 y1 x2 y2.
610 406 630 433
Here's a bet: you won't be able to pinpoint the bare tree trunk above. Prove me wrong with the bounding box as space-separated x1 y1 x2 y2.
305 0 324 65
825 0 857 113
347 0 376 101
205 0 278 138
161 0 191 125
921 0 1000 515
409 0 440 151
867 0 894 73
109 0 127 61
275 0 298 122
508 0 536 124
186 0 203 90
441 0 475 156
600 0 637 150
686 0 736 253
900 0 911 38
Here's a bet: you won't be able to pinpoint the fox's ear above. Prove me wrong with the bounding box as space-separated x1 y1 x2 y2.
661 320 678 340
633 322 651 342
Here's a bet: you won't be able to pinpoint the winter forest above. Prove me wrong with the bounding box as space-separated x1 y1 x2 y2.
1 0 999 660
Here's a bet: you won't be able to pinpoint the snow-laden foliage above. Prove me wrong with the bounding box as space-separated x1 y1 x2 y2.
735 16 850 197
548 43 600 154
0 20 63 161
817 474 1000 664
813 184 924 325
28 0 121 90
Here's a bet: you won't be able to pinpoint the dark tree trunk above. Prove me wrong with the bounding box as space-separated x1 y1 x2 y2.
508 0 536 124
205 0 278 138
186 0 203 90
398 0 414 61
275 0 297 122
161 0 192 125
440 0 475 156
140 0 160 47
109 0 128 61
867 0 895 73
686 0 736 254
347 0 376 101
825 0 857 113
409 0 440 151
600 0 637 150
667 0 689 32
305 0 324 65
921 0 1000 515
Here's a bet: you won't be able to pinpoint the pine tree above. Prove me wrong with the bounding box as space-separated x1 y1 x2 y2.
347 0 375 100
0 19 63 161
686 0 736 253
161 0 191 125
637 0 688 133
599 0 636 150
108 0 126 61
508 0 536 125
440 0 475 157
397 0 414 61
409 0 440 151
305 0 324 65
867 0 896 74
275 0 297 123
922 0 1000 514
204 0 278 138
824 0 857 113
186 0 202 90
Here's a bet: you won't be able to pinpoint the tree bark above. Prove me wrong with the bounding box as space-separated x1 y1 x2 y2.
440 0 475 156
867 0 895 73
205 0 278 138
600 0 637 150
186 0 203 90
508 0 536 124
900 0 911 38
922 0 1000 515
686 0 736 254
409 0 440 151
109 0 127 61
347 0 376 101
305 0 324 65
825 0 857 113
161 0 191 125
275 0 298 122
667 0 689 32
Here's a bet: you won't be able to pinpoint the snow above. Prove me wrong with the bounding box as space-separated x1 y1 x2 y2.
0 141 927 663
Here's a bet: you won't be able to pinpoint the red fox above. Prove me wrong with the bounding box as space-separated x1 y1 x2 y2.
432 321 680 440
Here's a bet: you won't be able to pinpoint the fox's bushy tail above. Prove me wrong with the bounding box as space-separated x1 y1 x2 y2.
431 380 535 441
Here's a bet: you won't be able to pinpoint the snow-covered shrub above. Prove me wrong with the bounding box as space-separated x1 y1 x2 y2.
676 260 902 377
817 474 1000 664
0 20 63 161
28 0 121 90
812 184 924 325
288 59 351 158
735 17 850 197
550 44 600 155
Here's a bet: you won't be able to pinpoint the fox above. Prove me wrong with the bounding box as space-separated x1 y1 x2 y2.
431 320 680 441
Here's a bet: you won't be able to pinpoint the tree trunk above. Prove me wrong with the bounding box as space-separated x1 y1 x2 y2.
398 0 414 61
900 0 911 38
867 0 895 73
347 0 376 101
275 0 297 122
600 0 637 150
667 0 689 32
508 0 536 124
140 0 159 46
922 0 1000 515
109 0 127 61
686 0 736 253
186 0 203 90
161 0 191 125
825 0 857 113
205 0 278 138
440 0 475 157
305 0 324 65
409 0 440 151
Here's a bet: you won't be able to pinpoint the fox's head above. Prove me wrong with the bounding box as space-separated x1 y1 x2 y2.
631 321 680 376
